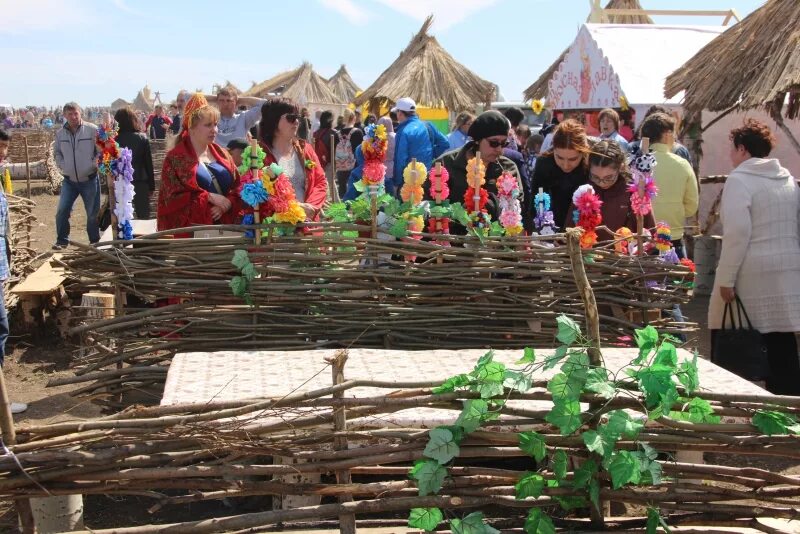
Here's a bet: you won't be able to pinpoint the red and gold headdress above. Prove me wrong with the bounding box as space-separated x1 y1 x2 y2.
182 92 211 132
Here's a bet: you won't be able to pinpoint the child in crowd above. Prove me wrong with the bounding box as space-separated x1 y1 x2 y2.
523 133 544 177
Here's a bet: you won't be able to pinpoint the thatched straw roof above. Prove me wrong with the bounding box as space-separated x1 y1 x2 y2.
132 86 155 112
352 16 495 111
524 0 652 101
327 65 361 104
665 0 800 119
110 98 130 111
244 62 341 105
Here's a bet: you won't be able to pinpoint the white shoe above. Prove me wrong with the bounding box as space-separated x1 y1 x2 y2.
10 402 27 414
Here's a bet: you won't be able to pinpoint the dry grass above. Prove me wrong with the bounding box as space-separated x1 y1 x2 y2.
327 65 361 105
352 16 495 112
665 0 800 118
244 62 341 106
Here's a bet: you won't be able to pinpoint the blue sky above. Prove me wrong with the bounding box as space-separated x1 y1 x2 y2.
0 0 764 107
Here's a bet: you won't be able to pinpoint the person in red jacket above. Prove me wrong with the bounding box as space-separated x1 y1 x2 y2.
257 98 327 220
157 93 241 232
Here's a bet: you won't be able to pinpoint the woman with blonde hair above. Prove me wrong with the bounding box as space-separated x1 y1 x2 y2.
448 111 474 150
157 93 241 231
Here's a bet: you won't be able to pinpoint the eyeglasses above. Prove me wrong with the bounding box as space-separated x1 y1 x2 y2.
590 171 619 185
485 139 509 149
284 113 300 123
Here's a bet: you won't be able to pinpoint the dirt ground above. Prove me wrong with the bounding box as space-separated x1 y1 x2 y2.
0 189 796 531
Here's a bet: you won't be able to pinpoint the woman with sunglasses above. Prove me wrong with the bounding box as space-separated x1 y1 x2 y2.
258 98 327 220
531 119 592 231
565 140 654 240
426 110 523 234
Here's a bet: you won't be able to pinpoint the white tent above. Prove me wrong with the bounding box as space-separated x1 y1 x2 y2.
545 24 724 122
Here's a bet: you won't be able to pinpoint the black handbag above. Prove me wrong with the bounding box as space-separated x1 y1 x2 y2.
98 199 112 232
711 295 769 380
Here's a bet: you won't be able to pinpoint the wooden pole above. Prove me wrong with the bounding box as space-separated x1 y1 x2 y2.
472 153 482 216
636 137 650 256
326 350 356 534
434 162 444 264
0 368 36 533
329 133 340 204
23 136 31 199
249 139 261 246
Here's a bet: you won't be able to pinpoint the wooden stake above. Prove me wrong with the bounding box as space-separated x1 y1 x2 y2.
472 152 482 216
636 137 650 256
434 162 444 264
326 350 356 534
249 139 262 245
23 136 31 199
329 133 340 203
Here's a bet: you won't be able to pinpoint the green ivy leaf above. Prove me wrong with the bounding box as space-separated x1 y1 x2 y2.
471 359 506 399
456 399 491 433
633 325 659 364
388 218 409 239
543 345 569 370
423 428 460 464
432 374 471 394
641 457 663 486
517 347 536 365
524 508 556 534
515 472 545 500
409 459 447 496
546 399 582 435
605 410 644 440
554 495 588 511
608 450 641 489
323 202 351 222
752 410 800 436
408 508 443 532
519 431 547 462
588 478 601 512
547 372 584 401
451 511 500 534
636 364 677 410
556 315 581 345
438 425 466 444
653 342 678 369
231 249 251 270
229 276 247 297
669 397 720 424
240 263 257 282
503 370 532 392
584 367 616 399
450 203 470 226
572 458 597 489
552 450 568 481
677 351 700 393
646 507 671 533
582 429 615 462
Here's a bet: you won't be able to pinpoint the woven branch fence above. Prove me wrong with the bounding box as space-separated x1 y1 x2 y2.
55 224 694 407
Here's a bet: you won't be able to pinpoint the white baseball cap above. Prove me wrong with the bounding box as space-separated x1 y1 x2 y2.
391 97 416 114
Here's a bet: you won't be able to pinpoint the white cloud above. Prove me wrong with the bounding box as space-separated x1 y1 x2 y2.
0 0 100 34
318 0 373 25
376 0 501 31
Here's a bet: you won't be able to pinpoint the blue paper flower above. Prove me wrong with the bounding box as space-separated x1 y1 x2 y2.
240 181 269 207
118 220 133 240
241 213 255 238
534 192 551 211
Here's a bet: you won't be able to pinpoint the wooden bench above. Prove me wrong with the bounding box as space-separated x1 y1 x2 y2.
10 253 68 330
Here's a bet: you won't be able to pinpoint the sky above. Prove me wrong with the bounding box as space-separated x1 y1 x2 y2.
0 0 765 108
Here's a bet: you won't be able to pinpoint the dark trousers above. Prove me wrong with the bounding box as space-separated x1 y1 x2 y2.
335 170 350 200
711 330 800 395
671 239 686 259
133 182 151 219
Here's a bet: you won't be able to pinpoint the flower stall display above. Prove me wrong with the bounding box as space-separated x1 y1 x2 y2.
533 189 557 236
628 139 658 255
571 184 603 249
239 156 305 239
496 172 523 236
96 120 134 240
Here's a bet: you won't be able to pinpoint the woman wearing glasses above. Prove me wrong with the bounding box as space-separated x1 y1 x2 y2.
258 98 327 221
565 140 654 240
427 110 523 234
157 93 241 232
531 119 592 230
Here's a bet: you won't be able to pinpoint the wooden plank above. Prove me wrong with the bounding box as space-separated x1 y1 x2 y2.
99 218 158 243
11 254 66 295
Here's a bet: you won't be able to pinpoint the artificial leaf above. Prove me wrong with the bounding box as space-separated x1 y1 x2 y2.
450 511 500 534
633 325 659 364
229 276 247 297
554 495 588 511
450 203 470 226
669 397 720 424
582 430 615 462
519 431 547 462
388 218 409 239
653 342 678 369
240 263 257 282
409 459 447 496
433 374 471 394
752 410 800 436
636 364 677 410
552 449 568 481
517 347 536 365
423 428 460 464
608 450 641 489
515 472 545 500
544 345 568 370
456 400 490 433
605 410 644 439
584 367 616 399
547 373 583 401
473 361 505 383
588 478 601 512
546 399 582 435
556 315 581 345
438 425 466 444
641 458 663 485
646 507 659 534
323 202 350 222
572 458 597 489
677 351 700 393
524 508 556 534
503 370 532 392
408 508 443 532
561 351 591 382
640 442 659 461
475 351 495 369
231 249 250 270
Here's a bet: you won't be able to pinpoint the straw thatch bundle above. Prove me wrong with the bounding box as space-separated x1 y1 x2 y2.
665 0 800 119
353 16 495 112
245 62 341 105
524 0 652 102
327 65 361 105
132 89 155 113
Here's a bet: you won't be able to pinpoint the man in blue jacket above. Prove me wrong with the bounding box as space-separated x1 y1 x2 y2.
391 98 449 194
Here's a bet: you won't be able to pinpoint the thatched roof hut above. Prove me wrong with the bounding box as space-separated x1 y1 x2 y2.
524 0 652 101
244 62 340 106
110 98 130 111
132 85 155 112
352 16 495 112
327 65 361 104
665 0 800 120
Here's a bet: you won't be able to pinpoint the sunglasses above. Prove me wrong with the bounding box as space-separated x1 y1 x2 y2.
485 139 509 149
284 113 300 123
590 172 619 184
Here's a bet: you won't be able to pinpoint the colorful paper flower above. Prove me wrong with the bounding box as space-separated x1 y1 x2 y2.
464 187 489 213
655 222 672 253
241 213 255 238
240 181 269 208
614 226 633 254
402 161 427 186
572 184 603 249
680 258 696 273
304 159 316 170
401 185 425 204
273 201 306 224
362 160 386 185
619 95 629 112
428 165 450 201
531 99 544 114
237 145 266 175
466 157 486 188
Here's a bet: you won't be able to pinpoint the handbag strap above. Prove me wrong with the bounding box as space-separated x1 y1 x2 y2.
734 295 756 330
721 301 738 330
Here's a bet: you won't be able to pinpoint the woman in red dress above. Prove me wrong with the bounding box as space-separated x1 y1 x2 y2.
157 93 241 231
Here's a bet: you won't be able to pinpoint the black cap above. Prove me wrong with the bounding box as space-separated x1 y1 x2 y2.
468 110 510 142
226 138 248 151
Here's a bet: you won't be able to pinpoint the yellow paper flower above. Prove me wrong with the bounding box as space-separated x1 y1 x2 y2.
401 185 424 204
375 124 387 141
403 161 427 186
274 201 306 224
466 157 486 188
405 214 424 233
505 225 524 237
531 99 544 114
261 176 276 195
619 95 629 112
